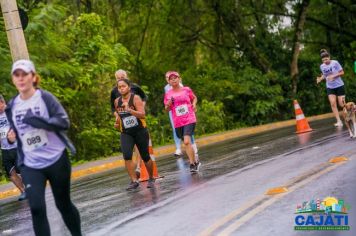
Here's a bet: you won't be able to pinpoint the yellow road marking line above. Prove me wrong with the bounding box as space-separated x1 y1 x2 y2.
265 186 288 195
0 112 335 201
197 195 267 236
329 156 348 163
0 160 126 200
199 161 346 236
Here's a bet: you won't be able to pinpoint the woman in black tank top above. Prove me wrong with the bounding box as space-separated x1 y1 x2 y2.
114 79 155 190
116 93 146 133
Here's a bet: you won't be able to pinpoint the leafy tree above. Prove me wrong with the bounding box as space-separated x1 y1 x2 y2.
1 0 356 162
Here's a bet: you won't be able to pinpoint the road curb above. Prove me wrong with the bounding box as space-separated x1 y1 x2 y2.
0 112 335 200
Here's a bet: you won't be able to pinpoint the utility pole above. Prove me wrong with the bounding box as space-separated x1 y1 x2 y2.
0 0 29 61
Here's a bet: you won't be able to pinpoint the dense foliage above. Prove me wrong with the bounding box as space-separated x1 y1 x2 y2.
0 0 355 165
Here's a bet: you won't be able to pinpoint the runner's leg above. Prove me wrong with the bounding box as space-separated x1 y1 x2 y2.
21 166 50 235
134 145 142 178
3 149 25 193
121 132 138 182
191 135 199 162
183 135 195 165
47 152 82 236
338 95 345 108
328 94 342 124
135 129 153 179
169 111 182 155
9 169 25 192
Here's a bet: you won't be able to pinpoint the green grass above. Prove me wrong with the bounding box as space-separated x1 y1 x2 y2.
0 176 9 184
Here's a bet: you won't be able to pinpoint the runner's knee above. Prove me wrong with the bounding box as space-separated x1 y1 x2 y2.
183 137 191 146
141 155 150 163
29 200 46 218
122 152 133 161
55 199 73 213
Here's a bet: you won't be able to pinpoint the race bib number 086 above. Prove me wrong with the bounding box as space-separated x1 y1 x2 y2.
122 116 139 129
175 104 189 116
22 129 48 152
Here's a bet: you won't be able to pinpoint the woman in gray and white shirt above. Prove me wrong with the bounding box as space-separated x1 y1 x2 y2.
6 59 82 236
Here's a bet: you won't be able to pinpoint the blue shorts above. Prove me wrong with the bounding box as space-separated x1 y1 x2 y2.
175 123 196 140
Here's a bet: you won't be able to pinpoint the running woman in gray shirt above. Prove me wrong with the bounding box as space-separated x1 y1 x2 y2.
5 60 82 236
317 49 345 127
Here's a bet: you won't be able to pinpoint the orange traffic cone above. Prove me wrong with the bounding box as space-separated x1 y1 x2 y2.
294 100 313 134
139 138 163 182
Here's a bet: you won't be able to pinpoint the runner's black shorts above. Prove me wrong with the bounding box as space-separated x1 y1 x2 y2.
327 86 345 96
175 123 196 140
1 148 20 178
120 128 151 162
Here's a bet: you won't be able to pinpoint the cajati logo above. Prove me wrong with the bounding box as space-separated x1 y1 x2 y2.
294 197 351 231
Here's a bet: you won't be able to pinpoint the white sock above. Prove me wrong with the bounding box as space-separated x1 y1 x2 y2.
192 143 198 154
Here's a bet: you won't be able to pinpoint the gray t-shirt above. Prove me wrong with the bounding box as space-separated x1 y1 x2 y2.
11 90 65 169
0 112 17 150
320 60 344 89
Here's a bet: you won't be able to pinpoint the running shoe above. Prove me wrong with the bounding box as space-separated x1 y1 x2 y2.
195 161 202 171
334 121 343 127
18 192 27 201
147 178 155 188
190 164 197 173
174 149 183 157
126 181 139 191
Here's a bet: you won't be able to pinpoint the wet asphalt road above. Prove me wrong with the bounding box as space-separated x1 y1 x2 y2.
0 118 355 236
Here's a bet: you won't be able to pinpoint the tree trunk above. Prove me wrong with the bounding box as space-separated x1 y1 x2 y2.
134 0 154 83
213 1 271 73
290 0 310 98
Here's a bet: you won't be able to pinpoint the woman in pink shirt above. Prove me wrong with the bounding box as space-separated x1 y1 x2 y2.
164 71 200 172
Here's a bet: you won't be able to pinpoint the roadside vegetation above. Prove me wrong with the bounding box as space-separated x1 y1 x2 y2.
1 1 355 180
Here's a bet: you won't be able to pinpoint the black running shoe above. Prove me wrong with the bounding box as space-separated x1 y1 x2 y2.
147 178 155 188
190 164 197 172
126 181 139 191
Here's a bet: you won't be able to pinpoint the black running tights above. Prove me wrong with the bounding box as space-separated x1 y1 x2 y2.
21 151 82 236
120 128 151 162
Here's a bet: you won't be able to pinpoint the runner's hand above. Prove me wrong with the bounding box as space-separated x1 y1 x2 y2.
7 129 16 143
114 117 121 129
122 102 130 112
166 99 172 107
316 76 323 84
326 75 335 81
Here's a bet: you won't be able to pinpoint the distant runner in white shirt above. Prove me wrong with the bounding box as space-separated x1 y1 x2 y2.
0 94 26 201
317 49 345 127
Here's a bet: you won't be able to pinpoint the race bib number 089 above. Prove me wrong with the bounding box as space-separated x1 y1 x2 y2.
22 129 48 152
175 104 189 116
122 116 139 129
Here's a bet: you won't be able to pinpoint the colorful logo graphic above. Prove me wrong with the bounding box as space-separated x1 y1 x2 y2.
294 197 351 231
